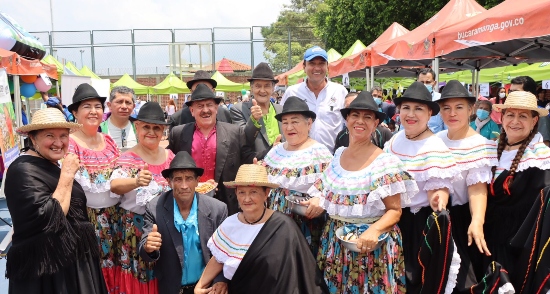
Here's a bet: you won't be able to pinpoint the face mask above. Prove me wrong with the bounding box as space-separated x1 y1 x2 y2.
374 98 382 105
476 109 490 120
499 93 506 98
425 84 433 93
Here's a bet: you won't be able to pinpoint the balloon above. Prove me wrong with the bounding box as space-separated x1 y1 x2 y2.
21 75 38 84
241 89 247 95
34 77 52 92
20 82 37 98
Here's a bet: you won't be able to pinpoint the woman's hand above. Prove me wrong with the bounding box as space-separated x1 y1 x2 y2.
468 220 491 256
356 227 381 254
194 286 212 294
62 153 80 176
136 164 153 187
301 197 324 219
429 189 449 212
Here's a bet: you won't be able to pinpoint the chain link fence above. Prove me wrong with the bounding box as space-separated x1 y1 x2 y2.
30 27 323 79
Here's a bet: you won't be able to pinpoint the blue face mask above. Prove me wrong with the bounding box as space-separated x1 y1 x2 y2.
425 84 433 93
476 109 490 120
374 98 382 105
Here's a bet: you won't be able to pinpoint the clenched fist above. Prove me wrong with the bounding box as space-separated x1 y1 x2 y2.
62 153 80 175
145 224 162 253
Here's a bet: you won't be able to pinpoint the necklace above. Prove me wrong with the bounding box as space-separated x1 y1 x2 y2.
406 127 431 140
242 207 266 225
505 138 526 147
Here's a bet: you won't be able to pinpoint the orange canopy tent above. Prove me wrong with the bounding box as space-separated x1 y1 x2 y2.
328 22 410 78
371 0 486 68
435 0 550 65
0 47 58 79
275 62 303 86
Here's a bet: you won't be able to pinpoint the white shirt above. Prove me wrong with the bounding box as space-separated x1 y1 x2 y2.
107 118 137 149
281 79 347 152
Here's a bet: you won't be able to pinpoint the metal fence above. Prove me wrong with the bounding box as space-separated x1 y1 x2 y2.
30 27 323 79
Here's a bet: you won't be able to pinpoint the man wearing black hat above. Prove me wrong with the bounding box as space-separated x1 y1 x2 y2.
168 84 256 215
139 151 228 294
168 70 232 132
230 62 283 159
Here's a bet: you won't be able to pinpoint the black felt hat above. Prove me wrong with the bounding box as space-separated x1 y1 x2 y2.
185 83 222 106
136 102 170 125
340 91 386 121
68 83 107 113
275 96 316 121
439 80 475 103
186 70 217 89
247 62 279 83
161 151 204 178
394 81 440 116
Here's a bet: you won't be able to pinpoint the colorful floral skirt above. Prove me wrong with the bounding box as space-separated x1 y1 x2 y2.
87 205 121 293
115 207 157 294
317 218 407 294
268 188 326 256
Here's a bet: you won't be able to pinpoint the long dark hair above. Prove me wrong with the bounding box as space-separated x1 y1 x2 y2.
496 86 506 104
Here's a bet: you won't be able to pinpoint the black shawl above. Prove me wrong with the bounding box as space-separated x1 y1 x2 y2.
4 155 97 279
470 262 513 294
510 186 550 293
229 211 328 294
418 210 456 294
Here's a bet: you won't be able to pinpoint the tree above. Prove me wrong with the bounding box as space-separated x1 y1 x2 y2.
261 0 324 73
312 0 505 55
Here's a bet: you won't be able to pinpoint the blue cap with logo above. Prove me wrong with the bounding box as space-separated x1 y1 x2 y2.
304 46 328 61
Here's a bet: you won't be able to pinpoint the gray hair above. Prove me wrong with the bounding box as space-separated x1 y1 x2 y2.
110 86 136 102
371 86 383 93
478 99 493 111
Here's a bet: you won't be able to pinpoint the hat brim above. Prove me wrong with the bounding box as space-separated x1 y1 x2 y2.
247 77 279 83
275 111 316 122
437 96 476 104
185 97 222 107
161 167 204 179
394 97 440 116
186 79 218 90
340 107 387 122
223 181 279 189
16 122 82 137
136 118 171 125
68 96 107 113
493 104 549 117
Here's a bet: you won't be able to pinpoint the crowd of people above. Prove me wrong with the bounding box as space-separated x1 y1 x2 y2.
4 44 550 294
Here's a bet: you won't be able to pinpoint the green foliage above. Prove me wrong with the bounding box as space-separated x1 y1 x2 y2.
261 0 324 73
312 0 505 54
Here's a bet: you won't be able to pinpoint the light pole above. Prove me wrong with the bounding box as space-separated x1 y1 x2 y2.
80 50 84 68
49 0 55 46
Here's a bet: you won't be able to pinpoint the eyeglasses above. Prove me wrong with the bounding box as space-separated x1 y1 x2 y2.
121 129 127 147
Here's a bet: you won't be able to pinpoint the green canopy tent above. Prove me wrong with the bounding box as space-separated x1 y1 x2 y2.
152 72 190 94
112 74 151 95
211 71 249 92
451 63 529 84
507 62 550 82
42 55 64 75
341 40 367 58
288 48 343 85
64 62 83 76
80 66 101 80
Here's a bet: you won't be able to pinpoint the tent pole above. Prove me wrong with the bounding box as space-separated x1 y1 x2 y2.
370 67 375 90
433 58 440 92
366 68 370 91
13 75 24 148
56 79 61 97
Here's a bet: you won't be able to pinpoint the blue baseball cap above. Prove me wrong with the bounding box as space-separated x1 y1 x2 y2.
46 97 61 107
304 46 328 61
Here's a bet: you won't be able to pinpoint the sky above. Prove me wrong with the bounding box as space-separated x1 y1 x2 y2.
3 0 292 76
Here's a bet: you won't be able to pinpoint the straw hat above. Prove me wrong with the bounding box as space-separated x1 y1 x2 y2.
16 108 82 137
224 164 279 189
493 91 549 117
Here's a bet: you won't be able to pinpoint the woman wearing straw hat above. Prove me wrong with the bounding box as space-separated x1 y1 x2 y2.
482 91 550 290
4 108 107 293
435 80 499 292
110 102 174 293
67 83 121 291
384 81 462 293
308 91 417 293
260 96 333 255
194 164 328 294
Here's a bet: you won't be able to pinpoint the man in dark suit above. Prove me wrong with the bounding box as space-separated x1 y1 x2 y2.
169 70 232 133
139 151 228 294
168 84 256 215
230 62 283 159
